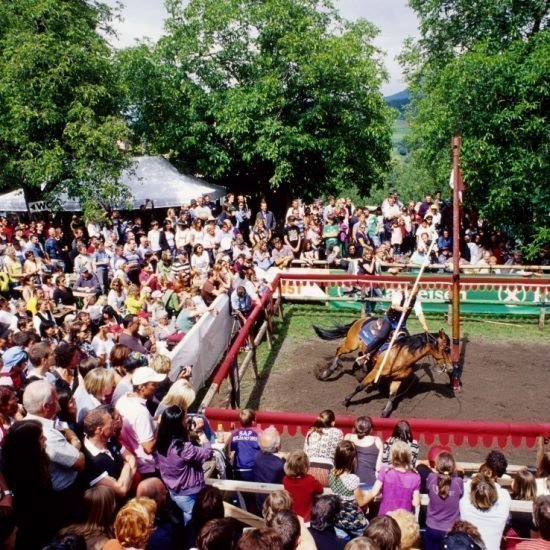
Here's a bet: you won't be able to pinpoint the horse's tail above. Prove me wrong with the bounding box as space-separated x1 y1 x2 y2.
312 321 356 341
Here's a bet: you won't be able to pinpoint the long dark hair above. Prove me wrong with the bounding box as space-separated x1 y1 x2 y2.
156 405 189 456
3 420 51 494
392 419 414 444
306 409 336 445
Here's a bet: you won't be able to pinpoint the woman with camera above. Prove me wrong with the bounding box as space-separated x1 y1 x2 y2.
156 405 213 524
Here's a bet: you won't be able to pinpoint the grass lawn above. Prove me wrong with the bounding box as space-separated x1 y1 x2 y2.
234 303 548 409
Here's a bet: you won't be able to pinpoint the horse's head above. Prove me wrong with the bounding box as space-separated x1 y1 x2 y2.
431 329 452 371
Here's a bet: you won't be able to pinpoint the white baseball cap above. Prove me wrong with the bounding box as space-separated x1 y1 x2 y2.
131 367 166 386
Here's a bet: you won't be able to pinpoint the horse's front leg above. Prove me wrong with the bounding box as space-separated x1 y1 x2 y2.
342 366 378 407
381 380 402 418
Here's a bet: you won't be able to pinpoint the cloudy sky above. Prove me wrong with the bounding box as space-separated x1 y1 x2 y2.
104 0 419 96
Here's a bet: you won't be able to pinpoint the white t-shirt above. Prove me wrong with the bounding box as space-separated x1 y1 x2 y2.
459 482 511 550
91 334 115 360
116 394 157 474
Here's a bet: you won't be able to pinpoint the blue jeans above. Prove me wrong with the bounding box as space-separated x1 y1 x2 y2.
424 524 447 550
170 493 197 525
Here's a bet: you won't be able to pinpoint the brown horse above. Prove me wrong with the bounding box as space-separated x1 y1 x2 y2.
314 321 452 417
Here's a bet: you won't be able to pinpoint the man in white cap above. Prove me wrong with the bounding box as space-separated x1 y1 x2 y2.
115 366 166 477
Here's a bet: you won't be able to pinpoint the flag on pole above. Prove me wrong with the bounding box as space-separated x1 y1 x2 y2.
449 166 465 203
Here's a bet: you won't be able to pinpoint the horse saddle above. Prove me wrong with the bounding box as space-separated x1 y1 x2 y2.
358 317 410 354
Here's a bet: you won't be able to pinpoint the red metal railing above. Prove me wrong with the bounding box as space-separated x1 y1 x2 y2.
204 407 550 449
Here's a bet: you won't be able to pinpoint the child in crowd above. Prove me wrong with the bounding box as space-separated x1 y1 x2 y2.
283 450 323 522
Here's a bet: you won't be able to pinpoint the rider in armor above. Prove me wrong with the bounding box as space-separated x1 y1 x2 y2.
365 283 429 361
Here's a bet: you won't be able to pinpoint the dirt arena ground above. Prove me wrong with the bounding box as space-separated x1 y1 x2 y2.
222 332 550 463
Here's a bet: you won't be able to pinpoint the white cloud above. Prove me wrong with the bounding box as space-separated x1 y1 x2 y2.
105 0 418 95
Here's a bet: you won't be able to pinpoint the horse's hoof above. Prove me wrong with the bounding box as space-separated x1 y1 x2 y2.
381 404 393 418
314 364 331 381
342 399 351 408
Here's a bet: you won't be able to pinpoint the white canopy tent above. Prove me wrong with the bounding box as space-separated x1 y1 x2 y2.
0 156 226 212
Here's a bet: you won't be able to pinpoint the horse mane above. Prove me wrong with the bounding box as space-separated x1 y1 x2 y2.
396 332 441 354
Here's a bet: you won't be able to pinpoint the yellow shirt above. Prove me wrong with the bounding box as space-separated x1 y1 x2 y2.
125 295 145 315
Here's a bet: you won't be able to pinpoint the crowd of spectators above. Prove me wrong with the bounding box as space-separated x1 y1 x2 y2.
0 193 547 549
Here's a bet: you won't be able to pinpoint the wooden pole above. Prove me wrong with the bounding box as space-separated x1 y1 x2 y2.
374 238 437 384
451 136 462 380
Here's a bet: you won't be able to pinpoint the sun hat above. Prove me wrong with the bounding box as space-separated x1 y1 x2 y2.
131 367 166 386
1 346 28 372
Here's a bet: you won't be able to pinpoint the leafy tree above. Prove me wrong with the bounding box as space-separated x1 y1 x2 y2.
0 0 130 214
401 0 549 251
118 0 393 203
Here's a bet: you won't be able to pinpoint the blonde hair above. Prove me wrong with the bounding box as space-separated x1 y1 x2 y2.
159 379 196 412
114 497 156 549
387 509 420 549
150 354 172 375
390 440 413 469
262 490 293 524
84 368 116 400
284 450 310 478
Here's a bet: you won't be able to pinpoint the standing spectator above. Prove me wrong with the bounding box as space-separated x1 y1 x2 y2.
253 426 285 509
81 406 137 498
459 473 511 550
322 215 340 252
344 416 383 490
283 450 323 522
366 440 421 515
116 367 166 477
329 441 369 536
382 420 419 467
536 436 550 496
255 200 276 232
364 515 402 550
227 409 261 482
119 314 151 355
104 497 157 550
308 495 347 550
424 451 464 550
3 420 56 549
283 216 302 257
304 409 343 486
156 405 213 524
23 381 85 523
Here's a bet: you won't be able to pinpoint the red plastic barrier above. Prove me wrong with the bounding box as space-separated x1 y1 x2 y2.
205 407 550 449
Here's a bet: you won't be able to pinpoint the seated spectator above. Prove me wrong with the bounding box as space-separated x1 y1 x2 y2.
0 387 19 444
57 486 116 550
304 409 343 486
459 473 511 550
283 450 323 522
382 420 419 467
82 406 137 498
124 285 145 316
329 440 369 536
424 450 463 550
448 520 486 549
387 509 420 550
74 268 101 296
227 408 261 482
271 237 294 268
366 440 421 516
156 405 213 524
308 495 346 550
104 497 157 550
344 415 382 490
253 426 285 509
344 537 380 550
483 449 510 481
443 531 484 550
